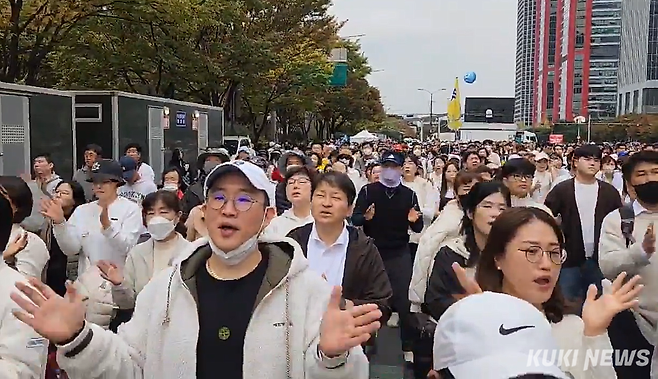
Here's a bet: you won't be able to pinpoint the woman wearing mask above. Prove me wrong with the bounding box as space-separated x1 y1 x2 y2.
412 181 509 379
454 207 631 379
596 155 623 194
0 176 50 279
41 180 86 296
402 155 437 262
161 167 185 200
97 190 191 310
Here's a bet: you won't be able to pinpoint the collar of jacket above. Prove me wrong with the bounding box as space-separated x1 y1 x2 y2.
177 237 296 312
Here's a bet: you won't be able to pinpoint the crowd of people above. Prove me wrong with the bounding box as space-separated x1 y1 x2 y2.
0 136 657 379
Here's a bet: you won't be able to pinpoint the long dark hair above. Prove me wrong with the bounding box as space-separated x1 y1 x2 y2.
0 193 13 249
54 180 86 217
475 207 574 323
440 162 460 199
459 181 511 267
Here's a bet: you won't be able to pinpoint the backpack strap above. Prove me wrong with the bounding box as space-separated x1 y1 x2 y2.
619 203 636 248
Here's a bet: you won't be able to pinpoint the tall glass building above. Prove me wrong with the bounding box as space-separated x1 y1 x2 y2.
618 0 658 114
514 0 537 126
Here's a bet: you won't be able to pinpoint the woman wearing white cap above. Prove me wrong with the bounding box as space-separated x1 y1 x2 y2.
455 207 638 379
12 160 381 379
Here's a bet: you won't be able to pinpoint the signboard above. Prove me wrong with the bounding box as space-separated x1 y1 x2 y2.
549 134 564 144
176 111 186 128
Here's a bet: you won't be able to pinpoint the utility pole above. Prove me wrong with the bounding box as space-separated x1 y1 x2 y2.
418 88 447 141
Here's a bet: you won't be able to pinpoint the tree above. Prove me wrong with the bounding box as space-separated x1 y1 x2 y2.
0 0 137 85
313 40 385 139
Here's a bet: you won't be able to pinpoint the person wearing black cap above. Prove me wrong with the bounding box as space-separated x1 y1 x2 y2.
40 159 143 279
352 150 423 364
181 147 231 217
13 160 381 379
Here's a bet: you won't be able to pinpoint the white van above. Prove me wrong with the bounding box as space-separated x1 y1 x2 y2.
224 136 252 155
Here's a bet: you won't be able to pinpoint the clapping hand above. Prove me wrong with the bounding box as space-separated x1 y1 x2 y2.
318 286 382 357
97 260 123 285
11 278 86 344
100 204 111 230
582 272 643 337
364 204 375 221
452 262 483 300
40 198 65 224
408 208 421 223
3 232 28 262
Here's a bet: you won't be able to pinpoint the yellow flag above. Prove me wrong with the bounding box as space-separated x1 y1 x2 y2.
447 77 462 131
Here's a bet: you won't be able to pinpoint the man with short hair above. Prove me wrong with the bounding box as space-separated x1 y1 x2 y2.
124 143 155 183
15 160 381 378
117 156 158 205
33 153 62 197
73 144 103 201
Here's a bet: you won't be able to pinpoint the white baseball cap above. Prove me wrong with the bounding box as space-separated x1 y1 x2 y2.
204 161 275 207
434 292 568 379
534 152 550 161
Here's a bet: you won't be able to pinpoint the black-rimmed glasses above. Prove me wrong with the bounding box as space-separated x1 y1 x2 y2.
207 192 259 212
520 246 566 265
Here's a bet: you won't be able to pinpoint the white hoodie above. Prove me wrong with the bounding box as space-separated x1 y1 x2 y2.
0 260 48 378
264 208 314 238
55 236 369 379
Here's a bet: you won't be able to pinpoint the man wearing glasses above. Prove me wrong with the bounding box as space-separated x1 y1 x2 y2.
498 158 553 215
13 160 381 379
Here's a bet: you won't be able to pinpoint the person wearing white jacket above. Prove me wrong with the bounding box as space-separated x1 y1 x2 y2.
263 165 315 238
401 155 437 262
97 190 192 310
459 207 630 379
12 160 381 379
0 186 48 378
0 176 50 279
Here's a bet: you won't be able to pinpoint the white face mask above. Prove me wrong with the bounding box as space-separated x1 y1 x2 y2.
208 214 267 266
147 216 176 241
162 183 178 192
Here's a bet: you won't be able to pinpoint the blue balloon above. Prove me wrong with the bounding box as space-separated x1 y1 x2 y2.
464 71 477 84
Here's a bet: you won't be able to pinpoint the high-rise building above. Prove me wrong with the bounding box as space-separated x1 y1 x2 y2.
534 0 621 125
514 0 537 127
618 0 658 115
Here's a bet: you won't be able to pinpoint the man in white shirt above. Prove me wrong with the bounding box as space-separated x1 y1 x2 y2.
41 159 143 276
117 156 157 205
124 143 156 183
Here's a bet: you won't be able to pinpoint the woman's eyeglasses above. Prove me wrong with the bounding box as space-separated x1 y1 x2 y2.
520 246 566 265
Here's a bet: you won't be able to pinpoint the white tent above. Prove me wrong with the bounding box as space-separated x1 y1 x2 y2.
350 130 379 144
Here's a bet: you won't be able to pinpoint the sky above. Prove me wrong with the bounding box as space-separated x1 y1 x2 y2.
329 0 518 115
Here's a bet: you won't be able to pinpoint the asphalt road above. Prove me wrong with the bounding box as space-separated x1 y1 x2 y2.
369 326 413 379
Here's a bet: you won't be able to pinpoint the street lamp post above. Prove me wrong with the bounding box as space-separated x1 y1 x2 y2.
418 88 447 141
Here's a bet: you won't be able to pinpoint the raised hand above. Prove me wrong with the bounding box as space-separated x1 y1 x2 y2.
100 203 111 230
11 278 86 344
364 204 375 221
452 262 483 300
97 260 124 285
408 208 421 223
582 272 643 337
3 232 28 261
319 286 382 357
40 198 65 224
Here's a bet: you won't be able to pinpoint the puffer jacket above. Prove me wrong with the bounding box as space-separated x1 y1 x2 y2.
409 200 463 313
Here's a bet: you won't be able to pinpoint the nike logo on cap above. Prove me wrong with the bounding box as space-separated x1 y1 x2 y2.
499 324 535 335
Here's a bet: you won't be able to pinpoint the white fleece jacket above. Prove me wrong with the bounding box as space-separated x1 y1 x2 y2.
403 177 438 244
264 208 314 238
0 260 48 378
409 201 463 312
56 236 370 379
10 225 49 279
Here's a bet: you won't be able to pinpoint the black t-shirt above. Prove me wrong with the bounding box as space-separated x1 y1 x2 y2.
196 253 269 379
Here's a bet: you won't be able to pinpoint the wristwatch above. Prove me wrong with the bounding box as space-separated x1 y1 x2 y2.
317 345 349 369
